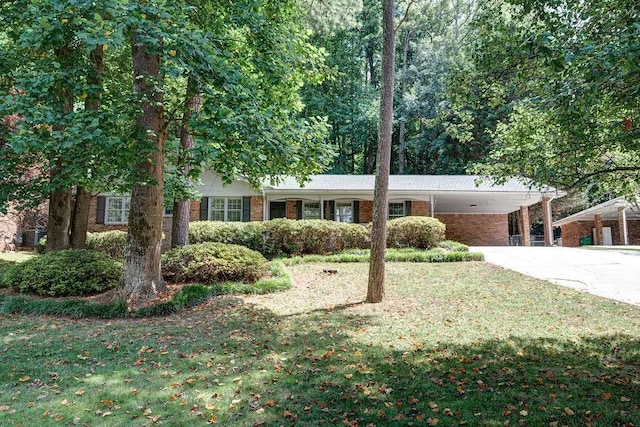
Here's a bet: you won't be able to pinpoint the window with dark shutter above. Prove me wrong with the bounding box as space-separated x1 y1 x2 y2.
199 197 208 220
353 201 360 223
405 200 412 216
96 196 106 224
296 200 303 219
242 196 251 222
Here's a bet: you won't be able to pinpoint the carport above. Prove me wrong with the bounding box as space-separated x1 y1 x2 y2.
553 197 640 247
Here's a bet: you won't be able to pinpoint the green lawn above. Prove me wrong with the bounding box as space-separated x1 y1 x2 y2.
1 262 639 426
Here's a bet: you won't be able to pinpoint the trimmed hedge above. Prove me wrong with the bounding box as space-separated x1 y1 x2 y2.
386 216 446 249
189 219 369 257
2 249 122 297
87 230 128 258
162 242 268 284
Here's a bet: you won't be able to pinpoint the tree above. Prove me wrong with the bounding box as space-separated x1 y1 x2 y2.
366 0 395 304
464 0 640 197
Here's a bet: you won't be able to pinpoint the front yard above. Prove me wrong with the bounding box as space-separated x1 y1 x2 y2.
1 261 639 425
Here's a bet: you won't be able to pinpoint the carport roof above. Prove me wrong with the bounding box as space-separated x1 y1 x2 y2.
553 197 640 227
264 175 564 215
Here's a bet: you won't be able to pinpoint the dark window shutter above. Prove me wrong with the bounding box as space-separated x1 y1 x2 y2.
96 196 106 224
405 200 412 216
242 196 251 222
353 201 360 223
296 200 303 219
200 197 209 220
327 200 335 220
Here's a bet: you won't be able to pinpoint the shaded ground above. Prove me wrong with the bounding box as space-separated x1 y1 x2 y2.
1 262 639 426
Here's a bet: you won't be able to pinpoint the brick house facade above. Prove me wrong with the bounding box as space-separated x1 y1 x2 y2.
84 172 559 247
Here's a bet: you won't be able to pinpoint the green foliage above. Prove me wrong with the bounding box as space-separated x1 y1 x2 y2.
133 284 213 317
209 260 292 295
386 216 446 249
285 246 483 264
86 230 128 259
0 295 127 318
438 240 469 252
2 250 121 297
463 0 640 196
162 242 268 284
0 259 15 286
189 219 370 258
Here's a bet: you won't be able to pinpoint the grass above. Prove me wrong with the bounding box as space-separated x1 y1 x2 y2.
285 247 484 264
1 261 639 426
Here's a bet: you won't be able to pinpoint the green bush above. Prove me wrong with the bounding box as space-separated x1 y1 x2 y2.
162 242 268 284
189 219 369 257
86 230 128 258
386 216 446 249
438 240 469 252
2 250 122 297
0 260 16 287
35 236 47 254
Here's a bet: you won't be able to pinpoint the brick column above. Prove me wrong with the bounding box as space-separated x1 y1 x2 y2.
618 206 629 246
594 213 604 245
520 206 531 246
542 196 553 246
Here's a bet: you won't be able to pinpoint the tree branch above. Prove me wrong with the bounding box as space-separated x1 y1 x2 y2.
395 0 416 31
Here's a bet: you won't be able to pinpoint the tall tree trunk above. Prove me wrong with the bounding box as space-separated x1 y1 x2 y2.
70 45 104 249
46 45 75 252
46 184 72 252
397 29 410 174
120 33 167 300
171 76 201 248
70 186 92 248
367 0 395 304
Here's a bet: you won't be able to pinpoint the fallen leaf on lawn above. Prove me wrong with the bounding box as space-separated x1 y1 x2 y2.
205 403 217 410
75 389 85 396
102 412 112 417
428 401 438 410
0 406 9 411
620 396 631 402
520 410 528 416
19 376 30 382
602 392 612 400
564 407 575 416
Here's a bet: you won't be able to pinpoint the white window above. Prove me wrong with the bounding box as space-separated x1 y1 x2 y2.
106 196 130 224
303 201 321 219
388 202 405 219
335 202 353 223
208 197 243 222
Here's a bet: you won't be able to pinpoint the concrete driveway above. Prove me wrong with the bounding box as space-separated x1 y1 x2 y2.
472 246 640 306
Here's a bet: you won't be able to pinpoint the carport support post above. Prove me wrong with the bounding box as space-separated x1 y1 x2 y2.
520 205 531 246
542 196 553 246
618 206 629 246
594 213 604 245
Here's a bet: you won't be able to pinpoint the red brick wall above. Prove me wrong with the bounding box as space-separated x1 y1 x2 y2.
560 220 640 247
286 200 298 220
436 214 509 246
358 200 373 223
250 196 264 221
411 200 430 216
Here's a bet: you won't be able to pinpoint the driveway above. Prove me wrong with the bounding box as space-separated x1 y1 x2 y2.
472 246 640 306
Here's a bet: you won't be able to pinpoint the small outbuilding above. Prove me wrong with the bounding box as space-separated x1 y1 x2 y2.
553 197 640 246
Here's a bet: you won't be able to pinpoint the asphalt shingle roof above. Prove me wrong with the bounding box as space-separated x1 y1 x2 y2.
266 175 540 193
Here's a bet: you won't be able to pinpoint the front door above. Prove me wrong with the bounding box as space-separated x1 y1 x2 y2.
270 202 286 219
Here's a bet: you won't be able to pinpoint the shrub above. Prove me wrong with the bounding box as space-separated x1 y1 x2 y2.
189 219 369 258
262 219 369 257
162 242 268 284
2 250 122 297
86 230 128 258
386 216 446 249
438 240 469 252
0 260 16 287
